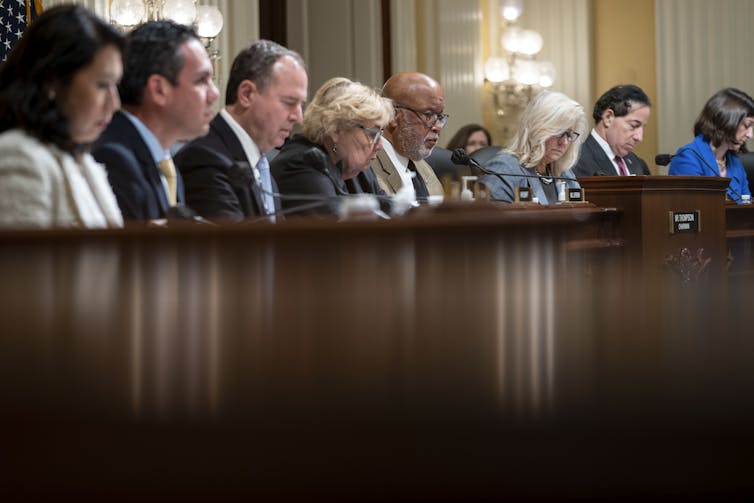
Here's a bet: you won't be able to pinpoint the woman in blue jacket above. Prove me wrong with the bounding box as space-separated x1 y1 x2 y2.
669 88 754 203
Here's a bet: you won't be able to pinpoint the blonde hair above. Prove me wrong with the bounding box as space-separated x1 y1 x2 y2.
507 90 588 175
302 77 393 145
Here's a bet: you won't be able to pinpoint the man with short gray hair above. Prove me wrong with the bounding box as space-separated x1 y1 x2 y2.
175 40 308 221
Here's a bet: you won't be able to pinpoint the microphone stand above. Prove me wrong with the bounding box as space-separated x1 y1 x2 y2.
450 148 584 203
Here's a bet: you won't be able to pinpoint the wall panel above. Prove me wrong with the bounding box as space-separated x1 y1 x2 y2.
656 0 754 169
286 0 383 96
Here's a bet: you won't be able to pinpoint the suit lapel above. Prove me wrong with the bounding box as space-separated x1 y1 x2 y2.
625 153 645 175
415 159 443 197
625 154 636 174
584 135 615 176
375 150 405 193
211 114 247 162
212 114 268 214
114 113 171 212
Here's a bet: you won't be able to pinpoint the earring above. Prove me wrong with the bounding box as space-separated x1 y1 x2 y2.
332 144 337 154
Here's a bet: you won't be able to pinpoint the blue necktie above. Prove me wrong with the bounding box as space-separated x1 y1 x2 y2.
257 156 275 218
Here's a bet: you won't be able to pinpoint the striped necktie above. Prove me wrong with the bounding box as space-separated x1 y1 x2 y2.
615 156 629 176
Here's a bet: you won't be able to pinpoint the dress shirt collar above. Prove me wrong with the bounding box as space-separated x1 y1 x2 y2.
591 128 622 175
380 137 415 191
121 110 171 162
219 108 263 167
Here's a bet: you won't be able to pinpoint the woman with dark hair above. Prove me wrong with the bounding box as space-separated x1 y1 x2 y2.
669 87 754 203
0 5 125 228
446 123 492 154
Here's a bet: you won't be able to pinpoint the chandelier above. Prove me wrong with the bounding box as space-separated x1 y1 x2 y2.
109 0 224 57
484 0 555 122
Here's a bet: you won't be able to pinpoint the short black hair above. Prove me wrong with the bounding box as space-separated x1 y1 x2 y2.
0 5 125 153
593 84 651 124
118 20 199 106
225 39 305 105
694 87 754 153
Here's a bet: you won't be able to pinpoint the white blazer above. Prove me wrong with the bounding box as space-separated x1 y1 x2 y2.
0 129 123 229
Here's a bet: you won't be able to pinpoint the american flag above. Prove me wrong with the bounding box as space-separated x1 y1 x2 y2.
1 0 42 62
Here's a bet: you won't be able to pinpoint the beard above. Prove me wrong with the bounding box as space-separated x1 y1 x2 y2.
395 123 434 161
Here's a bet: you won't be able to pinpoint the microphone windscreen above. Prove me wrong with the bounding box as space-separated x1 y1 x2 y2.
655 154 673 166
451 148 471 166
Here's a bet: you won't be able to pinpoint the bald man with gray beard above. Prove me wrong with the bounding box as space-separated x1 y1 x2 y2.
371 72 447 202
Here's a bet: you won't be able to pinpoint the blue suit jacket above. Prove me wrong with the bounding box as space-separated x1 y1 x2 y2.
669 134 751 203
93 111 185 220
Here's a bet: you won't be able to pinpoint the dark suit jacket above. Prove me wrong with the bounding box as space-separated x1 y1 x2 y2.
174 114 279 221
572 133 650 178
92 111 185 220
271 134 387 216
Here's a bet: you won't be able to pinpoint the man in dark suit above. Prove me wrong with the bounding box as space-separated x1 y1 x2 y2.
93 21 220 221
572 85 651 178
174 40 308 222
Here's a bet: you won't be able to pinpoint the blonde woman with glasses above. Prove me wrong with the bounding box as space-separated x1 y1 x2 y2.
480 91 587 205
271 77 393 216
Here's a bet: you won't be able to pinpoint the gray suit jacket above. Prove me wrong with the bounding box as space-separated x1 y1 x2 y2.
571 133 650 178
371 149 443 197
480 152 580 205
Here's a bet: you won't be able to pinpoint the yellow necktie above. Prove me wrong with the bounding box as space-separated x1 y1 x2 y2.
159 157 177 206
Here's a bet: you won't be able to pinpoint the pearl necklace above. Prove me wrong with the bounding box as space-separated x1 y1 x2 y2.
536 164 554 184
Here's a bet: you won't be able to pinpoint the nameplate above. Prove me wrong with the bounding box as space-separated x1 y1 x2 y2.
515 186 532 202
669 210 700 234
566 188 584 202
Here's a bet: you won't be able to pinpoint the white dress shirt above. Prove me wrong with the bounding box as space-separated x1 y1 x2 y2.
219 108 263 183
380 138 417 200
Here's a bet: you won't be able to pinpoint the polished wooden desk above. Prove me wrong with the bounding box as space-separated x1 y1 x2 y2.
1 204 752 501
725 203 754 275
579 176 729 285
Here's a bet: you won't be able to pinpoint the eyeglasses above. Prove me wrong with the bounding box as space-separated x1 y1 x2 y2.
357 124 384 146
555 130 581 143
395 105 449 128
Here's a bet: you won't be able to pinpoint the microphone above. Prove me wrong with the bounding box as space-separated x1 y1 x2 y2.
177 145 392 219
655 153 674 166
450 148 483 172
256 185 392 220
166 204 215 225
450 148 577 182
450 148 583 203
